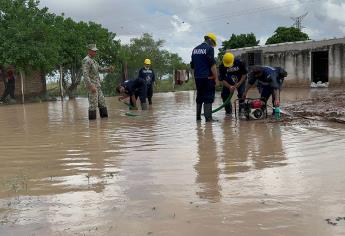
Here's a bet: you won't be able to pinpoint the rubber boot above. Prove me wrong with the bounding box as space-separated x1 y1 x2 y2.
88 110 97 120
141 102 148 110
148 97 152 105
99 107 108 118
224 102 232 115
204 103 213 122
196 103 202 121
238 102 246 119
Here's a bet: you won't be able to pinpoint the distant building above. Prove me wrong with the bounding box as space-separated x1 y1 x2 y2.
230 37 345 87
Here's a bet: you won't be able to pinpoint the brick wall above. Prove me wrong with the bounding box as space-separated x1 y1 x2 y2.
0 70 46 98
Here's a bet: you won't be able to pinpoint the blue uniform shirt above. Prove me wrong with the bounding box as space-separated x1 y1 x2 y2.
190 42 216 78
219 59 247 85
122 78 146 96
138 67 155 86
248 66 283 89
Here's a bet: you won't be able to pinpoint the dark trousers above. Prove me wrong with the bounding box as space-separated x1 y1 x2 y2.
147 85 153 104
221 82 245 114
259 85 276 106
1 79 15 101
195 77 215 104
130 86 147 107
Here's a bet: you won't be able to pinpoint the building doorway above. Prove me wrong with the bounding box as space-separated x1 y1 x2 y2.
312 51 328 83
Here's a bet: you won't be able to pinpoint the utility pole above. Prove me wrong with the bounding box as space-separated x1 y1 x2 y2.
59 65 64 101
20 70 25 104
291 12 308 30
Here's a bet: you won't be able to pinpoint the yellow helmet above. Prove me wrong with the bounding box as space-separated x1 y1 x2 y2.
144 58 151 65
223 52 235 68
205 33 217 46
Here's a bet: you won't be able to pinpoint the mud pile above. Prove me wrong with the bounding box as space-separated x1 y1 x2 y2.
284 91 345 123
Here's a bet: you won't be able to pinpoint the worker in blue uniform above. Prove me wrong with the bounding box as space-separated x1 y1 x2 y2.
219 52 248 116
243 66 287 113
138 59 155 105
190 33 218 122
116 77 148 110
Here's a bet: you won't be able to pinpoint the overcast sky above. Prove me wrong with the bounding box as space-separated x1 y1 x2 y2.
39 0 345 62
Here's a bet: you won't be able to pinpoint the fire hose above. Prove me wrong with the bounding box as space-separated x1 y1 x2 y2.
201 92 234 115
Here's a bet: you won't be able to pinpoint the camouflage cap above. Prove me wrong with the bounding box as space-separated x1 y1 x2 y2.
88 44 98 51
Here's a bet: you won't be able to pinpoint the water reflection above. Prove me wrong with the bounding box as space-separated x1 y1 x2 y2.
195 124 221 203
249 123 286 170
220 121 287 180
1 89 345 236
221 121 251 178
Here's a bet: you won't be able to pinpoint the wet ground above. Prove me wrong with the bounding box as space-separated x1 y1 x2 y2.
0 88 345 236
284 89 345 123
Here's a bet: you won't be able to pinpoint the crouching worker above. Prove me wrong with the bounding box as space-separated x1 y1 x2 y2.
243 66 287 114
116 77 148 110
219 52 247 117
82 44 114 120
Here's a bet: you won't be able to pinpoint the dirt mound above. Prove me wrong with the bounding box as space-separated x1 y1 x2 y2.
284 91 345 124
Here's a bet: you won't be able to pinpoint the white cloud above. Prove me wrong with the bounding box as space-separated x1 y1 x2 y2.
117 35 138 45
170 15 192 33
39 0 345 63
303 28 320 39
259 35 269 46
323 1 345 23
339 26 345 34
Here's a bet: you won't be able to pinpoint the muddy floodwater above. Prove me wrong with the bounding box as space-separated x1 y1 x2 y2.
0 89 345 236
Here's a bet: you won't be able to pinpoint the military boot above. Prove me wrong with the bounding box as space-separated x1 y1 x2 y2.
99 107 108 118
89 110 97 120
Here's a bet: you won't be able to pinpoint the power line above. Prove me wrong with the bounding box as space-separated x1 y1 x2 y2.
110 0 247 26
114 0 320 38
195 0 318 24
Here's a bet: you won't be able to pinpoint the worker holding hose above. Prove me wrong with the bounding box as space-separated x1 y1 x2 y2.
219 52 248 117
190 33 218 122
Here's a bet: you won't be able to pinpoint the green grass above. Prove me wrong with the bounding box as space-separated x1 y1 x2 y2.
46 78 224 98
155 79 196 93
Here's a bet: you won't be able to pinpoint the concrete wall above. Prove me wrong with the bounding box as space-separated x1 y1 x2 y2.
237 45 345 87
232 38 345 87
262 50 311 87
329 44 345 85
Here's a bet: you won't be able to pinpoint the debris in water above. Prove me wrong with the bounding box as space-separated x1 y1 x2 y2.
310 81 329 88
325 217 345 226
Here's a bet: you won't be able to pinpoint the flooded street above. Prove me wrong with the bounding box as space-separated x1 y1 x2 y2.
0 89 345 236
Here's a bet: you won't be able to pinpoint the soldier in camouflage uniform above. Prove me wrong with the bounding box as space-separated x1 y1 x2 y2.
82 44 113 120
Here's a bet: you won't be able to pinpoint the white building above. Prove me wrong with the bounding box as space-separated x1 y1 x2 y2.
230 37 345 87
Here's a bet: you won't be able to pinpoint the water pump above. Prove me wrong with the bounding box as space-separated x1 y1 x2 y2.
243 98 267 120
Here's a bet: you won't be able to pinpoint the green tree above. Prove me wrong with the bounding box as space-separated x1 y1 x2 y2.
103 33 187 95
55 17 120 98
265 26 309 45
0 0 121 99
117 33 186 80
0 0 60 96
219 33 260 59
